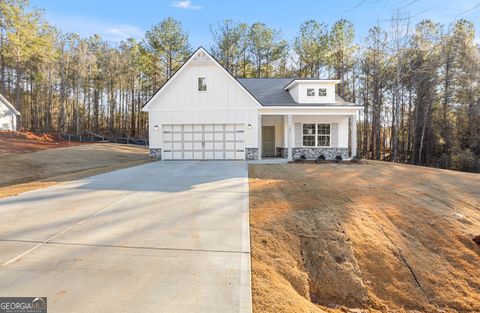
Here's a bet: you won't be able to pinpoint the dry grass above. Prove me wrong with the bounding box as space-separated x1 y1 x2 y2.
249 161 480 313
0 143 150 198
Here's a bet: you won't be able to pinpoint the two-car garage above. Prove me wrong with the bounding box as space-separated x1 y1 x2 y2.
162 124 245 160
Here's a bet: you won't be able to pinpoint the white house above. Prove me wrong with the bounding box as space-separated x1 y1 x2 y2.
143 47 362 161
0 93 20 131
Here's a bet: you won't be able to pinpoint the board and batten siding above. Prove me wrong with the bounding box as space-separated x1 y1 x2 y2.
0 101 17 131
146 61 260 150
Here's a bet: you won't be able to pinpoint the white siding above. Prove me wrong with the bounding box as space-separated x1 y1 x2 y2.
289 84 300 103
146 59 259 150
0 102 17 131
292 82 336 104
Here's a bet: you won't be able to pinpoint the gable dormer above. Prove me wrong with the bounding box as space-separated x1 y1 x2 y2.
284 79 340 104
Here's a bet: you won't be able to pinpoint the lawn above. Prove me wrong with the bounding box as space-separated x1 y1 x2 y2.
0 136 150 198
249 161 480 313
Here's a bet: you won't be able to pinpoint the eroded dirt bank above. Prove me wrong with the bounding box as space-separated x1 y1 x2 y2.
249 161 480 313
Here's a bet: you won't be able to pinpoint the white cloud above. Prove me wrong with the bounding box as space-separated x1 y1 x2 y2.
45 13 144 42
170 0 202 10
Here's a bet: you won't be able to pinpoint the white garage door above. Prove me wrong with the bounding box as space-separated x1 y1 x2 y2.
163 124 245 160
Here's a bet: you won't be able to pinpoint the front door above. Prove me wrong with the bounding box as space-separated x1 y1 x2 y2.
262 126 275 157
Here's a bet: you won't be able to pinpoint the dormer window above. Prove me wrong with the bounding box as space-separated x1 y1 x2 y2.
318 88 327 97
198 77 207 91
306 88 315 96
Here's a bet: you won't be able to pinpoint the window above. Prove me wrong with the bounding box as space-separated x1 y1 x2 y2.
318 88 327 96
302 123 330 147
198 77 207 91
306 88 315 96
303 124 316 146
317 123 330 146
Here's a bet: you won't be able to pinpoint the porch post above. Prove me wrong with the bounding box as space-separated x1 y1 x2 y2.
351 114 357 158
287 114 293 161
258 114 262 160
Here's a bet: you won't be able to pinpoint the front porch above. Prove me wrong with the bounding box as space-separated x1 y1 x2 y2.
256 113 357 161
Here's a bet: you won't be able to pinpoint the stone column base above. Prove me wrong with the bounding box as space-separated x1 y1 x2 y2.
245 148 259 160
149 148 162 160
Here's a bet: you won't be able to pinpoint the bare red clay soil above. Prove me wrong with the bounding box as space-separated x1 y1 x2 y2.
0 131 80 156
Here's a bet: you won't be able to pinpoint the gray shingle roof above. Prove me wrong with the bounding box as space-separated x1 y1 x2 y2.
237 78 357 107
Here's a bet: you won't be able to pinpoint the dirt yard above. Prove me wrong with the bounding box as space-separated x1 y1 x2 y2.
0 130 80 155
249 161 480 313
0 143 150 198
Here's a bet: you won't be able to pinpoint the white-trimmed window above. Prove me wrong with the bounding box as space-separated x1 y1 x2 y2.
306 88 315 96
318 88 327 96
302 123 330 147
198 77 207 91
303 124 316 146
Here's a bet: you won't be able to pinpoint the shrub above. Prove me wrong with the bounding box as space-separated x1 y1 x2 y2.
335 155 343 162
451 149 479 172
295 154 307 162
315 154 326 163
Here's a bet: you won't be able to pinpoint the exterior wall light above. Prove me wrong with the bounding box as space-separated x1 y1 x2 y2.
153 125 159 131
247 124 252 129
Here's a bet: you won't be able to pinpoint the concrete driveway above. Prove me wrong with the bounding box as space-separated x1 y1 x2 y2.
0 161 251 313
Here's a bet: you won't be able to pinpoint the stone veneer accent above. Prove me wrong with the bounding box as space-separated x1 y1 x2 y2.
245 148 259 160
292 148 348 160
276 147 288 158
149 148 162 160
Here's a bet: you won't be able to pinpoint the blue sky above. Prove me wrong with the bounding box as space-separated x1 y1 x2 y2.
30 0 480 46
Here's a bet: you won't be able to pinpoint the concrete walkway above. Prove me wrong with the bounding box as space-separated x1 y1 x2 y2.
0 161 251 313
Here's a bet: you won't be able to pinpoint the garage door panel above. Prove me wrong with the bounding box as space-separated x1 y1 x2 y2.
164 142 173 150
194 151 203 159
214 142 224 150
204 133 213 140
162 124 244 160
183 142 193 150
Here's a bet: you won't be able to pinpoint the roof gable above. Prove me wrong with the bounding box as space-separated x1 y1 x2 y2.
0 93 20 115
142 47 261 111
